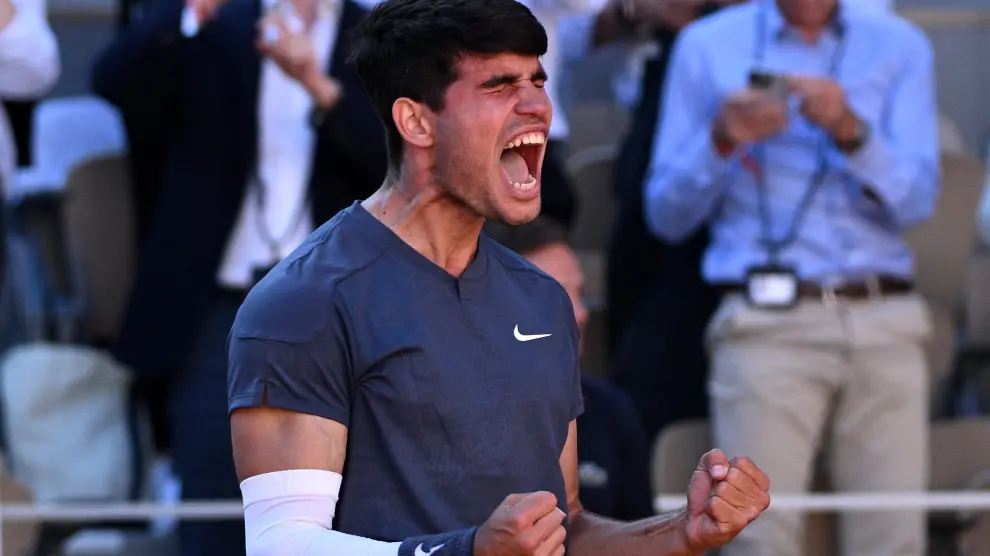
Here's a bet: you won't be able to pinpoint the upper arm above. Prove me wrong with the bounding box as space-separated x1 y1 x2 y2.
884 27 937 160
231 407 348 480
653 28 715 162
560 419 584 517
227 284 356 481
0 0 59 98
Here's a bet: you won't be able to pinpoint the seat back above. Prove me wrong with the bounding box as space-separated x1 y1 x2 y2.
567 147 618 252
906 153 986 393
12 95 126 198
906 153 985 316
62 155 136 342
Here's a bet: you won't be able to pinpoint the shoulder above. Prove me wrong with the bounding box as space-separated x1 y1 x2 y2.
486 237 573 307
678 2 756 47
232 209 389 345
848 7 933 58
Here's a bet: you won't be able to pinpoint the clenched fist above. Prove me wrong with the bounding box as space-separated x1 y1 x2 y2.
474 492 567 556
682 449 771 551
712 89 789 152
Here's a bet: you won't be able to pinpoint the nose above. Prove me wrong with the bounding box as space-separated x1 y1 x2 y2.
516 85 552 125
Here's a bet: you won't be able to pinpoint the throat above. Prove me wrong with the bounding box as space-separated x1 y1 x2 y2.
500 149 532 185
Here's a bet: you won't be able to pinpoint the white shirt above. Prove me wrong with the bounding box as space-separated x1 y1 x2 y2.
0 0 59 194
217 0 340 289
519 0 607 140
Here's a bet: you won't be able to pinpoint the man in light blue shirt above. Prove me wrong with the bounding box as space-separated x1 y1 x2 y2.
645 0 938 555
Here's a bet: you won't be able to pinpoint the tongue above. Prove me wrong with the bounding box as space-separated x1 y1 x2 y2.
500 149 530 184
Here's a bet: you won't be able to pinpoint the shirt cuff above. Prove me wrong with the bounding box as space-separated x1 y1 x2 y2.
840 134 903 209
690 129 736 189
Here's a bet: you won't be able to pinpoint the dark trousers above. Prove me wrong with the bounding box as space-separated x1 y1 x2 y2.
606 195 719 444
167 291 245 556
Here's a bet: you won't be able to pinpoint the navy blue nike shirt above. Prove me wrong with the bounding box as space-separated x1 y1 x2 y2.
228 202 584 540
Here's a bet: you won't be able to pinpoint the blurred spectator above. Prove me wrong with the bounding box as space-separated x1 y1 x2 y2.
486 216 654 521
646 1 938 555
90 0 386 553
516 0 609 230
0 0 59 194
562 0 741 445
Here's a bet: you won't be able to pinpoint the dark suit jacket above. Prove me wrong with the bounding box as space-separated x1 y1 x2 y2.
91 0 387 378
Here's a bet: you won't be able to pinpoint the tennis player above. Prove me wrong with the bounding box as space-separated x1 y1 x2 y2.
227 0 771 555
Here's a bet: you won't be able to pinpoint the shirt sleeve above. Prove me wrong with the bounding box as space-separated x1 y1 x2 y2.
839 23 939 231
228 286 354 426
558 288 584 422
643 24 734 243
0 0 59 98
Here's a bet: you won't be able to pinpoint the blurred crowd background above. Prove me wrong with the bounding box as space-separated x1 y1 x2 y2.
1 0 990 555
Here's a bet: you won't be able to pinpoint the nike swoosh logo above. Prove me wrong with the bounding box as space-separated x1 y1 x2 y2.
514 325 552 342
414 544 444 556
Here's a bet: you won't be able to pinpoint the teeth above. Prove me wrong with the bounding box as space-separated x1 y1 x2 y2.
511 174 538 191
503 132 546 151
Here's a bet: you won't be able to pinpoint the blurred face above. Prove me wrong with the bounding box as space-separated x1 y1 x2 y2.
776 0 837 28
431 53 552 226
524 243 588 354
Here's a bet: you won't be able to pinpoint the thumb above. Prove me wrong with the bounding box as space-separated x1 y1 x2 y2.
699 449 729 480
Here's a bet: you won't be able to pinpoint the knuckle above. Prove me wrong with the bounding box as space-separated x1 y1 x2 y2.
519 536 539 554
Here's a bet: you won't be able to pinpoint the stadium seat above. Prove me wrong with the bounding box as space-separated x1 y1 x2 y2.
938 114 968 157
11 96 126 200
61 155 136 343
565 102 630 156
566 145 617 252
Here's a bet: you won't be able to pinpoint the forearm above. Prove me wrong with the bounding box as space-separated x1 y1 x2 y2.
568 508 700 556
243 469 477 556
644 126 732 242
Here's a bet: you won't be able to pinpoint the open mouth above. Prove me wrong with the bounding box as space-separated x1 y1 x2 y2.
499 132 545 192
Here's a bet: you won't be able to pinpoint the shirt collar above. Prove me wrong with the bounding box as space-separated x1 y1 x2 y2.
762 0 847 41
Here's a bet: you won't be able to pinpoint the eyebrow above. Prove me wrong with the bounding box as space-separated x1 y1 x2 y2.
479 67 548 89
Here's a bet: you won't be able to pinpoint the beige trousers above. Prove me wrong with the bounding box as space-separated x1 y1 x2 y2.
708 293 932 556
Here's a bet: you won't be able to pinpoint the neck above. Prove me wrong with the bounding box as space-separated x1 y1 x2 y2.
775 0 838 42
362 174 485 278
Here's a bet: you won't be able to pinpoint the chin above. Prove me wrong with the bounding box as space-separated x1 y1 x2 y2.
492 200 541 227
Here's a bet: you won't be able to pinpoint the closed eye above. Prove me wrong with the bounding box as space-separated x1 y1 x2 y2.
480 68 549 90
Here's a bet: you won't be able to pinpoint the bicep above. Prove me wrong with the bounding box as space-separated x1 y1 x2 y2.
559 419 584 516
231 407 348 481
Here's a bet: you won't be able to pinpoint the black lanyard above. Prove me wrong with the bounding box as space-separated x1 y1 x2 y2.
752 4 847 263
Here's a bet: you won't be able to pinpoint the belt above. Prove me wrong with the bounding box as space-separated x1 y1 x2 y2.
716 275 914 302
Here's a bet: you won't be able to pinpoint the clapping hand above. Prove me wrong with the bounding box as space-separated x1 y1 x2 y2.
256 5 342 109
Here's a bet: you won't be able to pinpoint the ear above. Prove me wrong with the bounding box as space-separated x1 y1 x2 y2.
391 98 434 149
